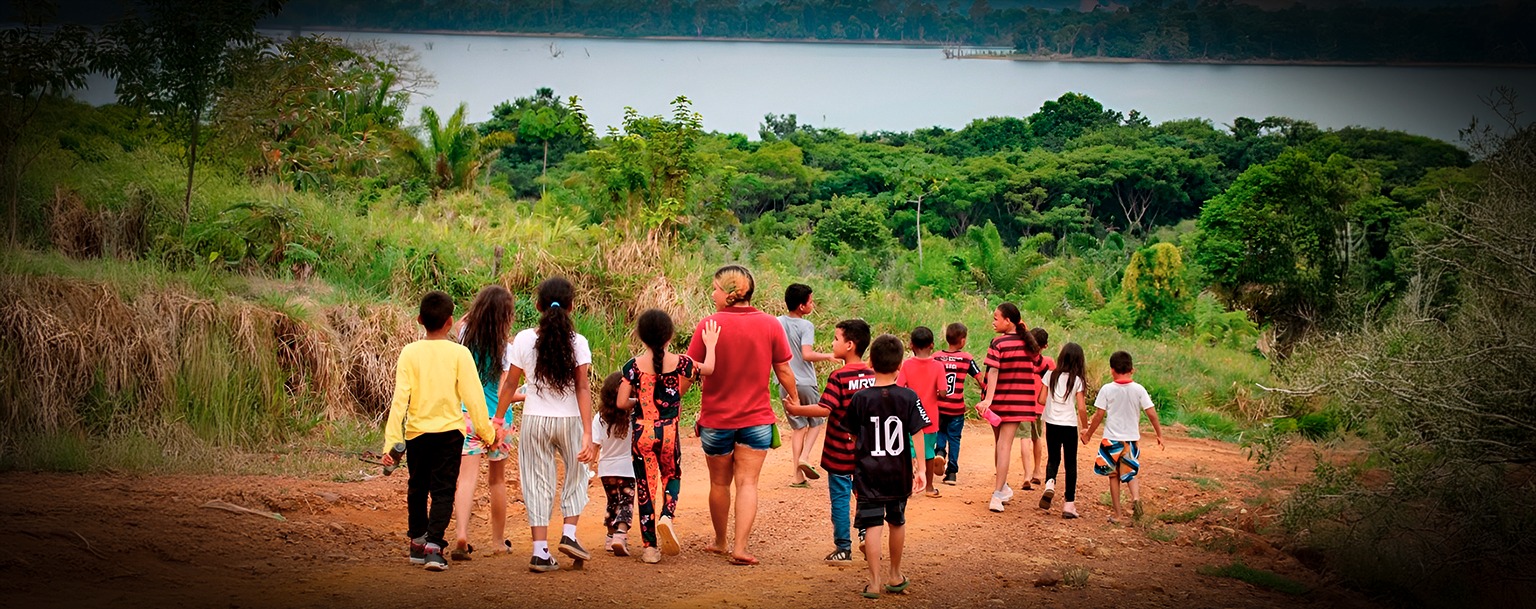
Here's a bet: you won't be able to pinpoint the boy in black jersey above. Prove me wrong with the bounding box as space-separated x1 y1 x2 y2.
843 334 931 598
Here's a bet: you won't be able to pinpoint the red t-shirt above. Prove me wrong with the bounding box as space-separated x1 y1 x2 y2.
984 333 1045 423
899 356 945 433
687 306 792 430
818 362 877 476
933 350 983 416
1041 355 1057 372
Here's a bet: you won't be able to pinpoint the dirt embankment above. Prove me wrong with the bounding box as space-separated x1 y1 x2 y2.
0 422 1373 609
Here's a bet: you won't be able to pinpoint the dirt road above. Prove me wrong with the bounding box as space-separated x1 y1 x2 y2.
0 422 1371 608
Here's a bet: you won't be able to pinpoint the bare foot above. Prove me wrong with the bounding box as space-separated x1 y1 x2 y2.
703 542 728 555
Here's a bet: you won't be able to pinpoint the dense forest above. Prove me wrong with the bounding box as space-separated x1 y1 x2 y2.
3 1 1534 605
267 0 1535 64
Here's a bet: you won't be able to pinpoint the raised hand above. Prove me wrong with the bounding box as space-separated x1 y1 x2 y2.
702 319 721 350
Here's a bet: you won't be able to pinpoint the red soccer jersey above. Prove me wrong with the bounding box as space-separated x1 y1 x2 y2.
933 349 983 416
983 333 1045 423
818 362 878 476
687 306 792 430
899 356 945 433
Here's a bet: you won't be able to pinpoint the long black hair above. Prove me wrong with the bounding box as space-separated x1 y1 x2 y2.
1050 342 1087 401
636 308 675 377
533 276 579 394
597 371 628 440
461 285 515 385
997 302 1040 353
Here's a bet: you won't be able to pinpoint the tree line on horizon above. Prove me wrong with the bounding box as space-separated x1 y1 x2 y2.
261 0 1536 65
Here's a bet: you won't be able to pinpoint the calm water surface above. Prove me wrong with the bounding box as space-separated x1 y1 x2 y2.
80 30 1536 144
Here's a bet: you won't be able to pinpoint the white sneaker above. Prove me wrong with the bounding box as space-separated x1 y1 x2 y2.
1044 478 1056 492
1000 483 1014 503
989 492 1006 513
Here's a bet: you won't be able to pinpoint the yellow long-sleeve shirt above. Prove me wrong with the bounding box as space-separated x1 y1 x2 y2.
382 339 496 454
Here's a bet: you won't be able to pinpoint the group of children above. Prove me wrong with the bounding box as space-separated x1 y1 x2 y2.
381 275 1164 597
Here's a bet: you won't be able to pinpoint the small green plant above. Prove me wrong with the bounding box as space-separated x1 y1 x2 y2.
1174 474 1224 491
1198 562 1310 596
1158 499 1227 523
1060 563 1092 588
1143 525 1178 542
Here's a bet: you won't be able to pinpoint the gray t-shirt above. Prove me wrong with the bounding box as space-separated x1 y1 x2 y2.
777 315 817 387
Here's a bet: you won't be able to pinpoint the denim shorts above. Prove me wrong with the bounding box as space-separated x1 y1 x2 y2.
699 424 774 456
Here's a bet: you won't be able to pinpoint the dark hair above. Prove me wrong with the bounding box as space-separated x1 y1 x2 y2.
419 290 454 332
996 302 1040 353
636 309 675 380
910 326 934 350
944 322 968 346
784 283 813 311
1030 327 1049 350
835 318 871 357
533 277 579 394
598 371 628 440
869 334 904 374
1049 342 1087 401
714 265 755 306
462 285 515 385
1110 351 1134 375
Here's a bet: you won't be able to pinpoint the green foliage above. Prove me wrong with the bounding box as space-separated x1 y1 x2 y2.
577 96 723 235
1120 242 1192 334
812 195 890 255
1158 499 1227 523
1198 562 1311 596
403 103 484 192
1029 93 1123 151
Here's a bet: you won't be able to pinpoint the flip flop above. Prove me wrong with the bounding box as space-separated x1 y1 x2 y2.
789 481 811 489
799 462 822 480
729 555 760 566
861 586 881 599
1062 511 1079 519
450 543 474 561
884 576 911 593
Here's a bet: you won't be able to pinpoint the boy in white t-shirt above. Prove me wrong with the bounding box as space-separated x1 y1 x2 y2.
1081 351 1164 524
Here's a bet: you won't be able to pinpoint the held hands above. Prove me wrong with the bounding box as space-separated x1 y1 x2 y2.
701 319 721 350
1079 430 1091 445
576 434 598 466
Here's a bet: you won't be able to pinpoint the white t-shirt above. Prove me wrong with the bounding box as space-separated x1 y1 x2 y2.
508 328 592 418
1094 380 1155 442
590 416 634 478
1039 371 1085 427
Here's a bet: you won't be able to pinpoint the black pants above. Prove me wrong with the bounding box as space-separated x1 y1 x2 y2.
405 430 464 548
1044 423 1077 502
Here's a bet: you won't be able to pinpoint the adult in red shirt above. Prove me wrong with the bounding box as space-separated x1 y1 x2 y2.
687 265 801 566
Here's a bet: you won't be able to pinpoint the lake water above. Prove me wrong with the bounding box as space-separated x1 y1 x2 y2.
78 30 1536 145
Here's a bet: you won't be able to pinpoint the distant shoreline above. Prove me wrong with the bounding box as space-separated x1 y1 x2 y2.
290 25 1536 69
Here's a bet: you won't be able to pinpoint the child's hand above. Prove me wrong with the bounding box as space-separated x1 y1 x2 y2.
381 453 395 466
975 399 992 413
577 442 598 466
702 319 721 350
1079 430 1090 445
912 469 926 494
1155 434 1165 449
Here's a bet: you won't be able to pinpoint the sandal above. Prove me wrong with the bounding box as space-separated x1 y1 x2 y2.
861 586 881 599
1062 511 1079 519
927 487 941 498
450 543 474 561
799 462 822 480
884 576 911 593
789 481 810 489
493 539 513 554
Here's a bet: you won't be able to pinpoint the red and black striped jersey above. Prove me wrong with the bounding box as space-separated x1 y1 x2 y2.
818 363 878 476
933 350 983 416
983 334 1045 422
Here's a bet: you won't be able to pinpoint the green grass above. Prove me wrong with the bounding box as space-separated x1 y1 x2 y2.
1158 499 1228 523
1198 562 1311 596
1174 473 1224 491
1143 525 1179 542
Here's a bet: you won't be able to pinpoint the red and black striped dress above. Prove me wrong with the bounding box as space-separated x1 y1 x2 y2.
983 333 1045 423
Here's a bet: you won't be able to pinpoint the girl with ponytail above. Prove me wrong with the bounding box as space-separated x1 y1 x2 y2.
975 302 1046 514
505 276 598 573
609 309 720 563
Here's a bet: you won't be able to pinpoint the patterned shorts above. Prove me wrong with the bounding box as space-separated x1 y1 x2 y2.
1093 439 1140 482
462 411 511 461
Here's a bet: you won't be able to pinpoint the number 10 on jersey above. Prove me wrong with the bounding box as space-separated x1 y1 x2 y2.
868 416 906 457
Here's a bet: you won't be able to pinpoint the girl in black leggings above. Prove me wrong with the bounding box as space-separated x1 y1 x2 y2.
1035 343 1088 518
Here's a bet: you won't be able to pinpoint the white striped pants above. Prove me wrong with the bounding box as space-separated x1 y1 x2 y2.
517 414 590 527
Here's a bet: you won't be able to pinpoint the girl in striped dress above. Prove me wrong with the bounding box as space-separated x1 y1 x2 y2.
975 302 1045 513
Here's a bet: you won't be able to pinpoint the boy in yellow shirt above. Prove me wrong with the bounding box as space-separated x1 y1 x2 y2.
381 291 498 571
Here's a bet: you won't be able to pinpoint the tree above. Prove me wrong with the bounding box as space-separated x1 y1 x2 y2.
0 21 95 245
404 103 484 192
99 0 286 227
1121 242 1192 333
1056 144 1220 235
1028 92 1122 150
478 88 593 197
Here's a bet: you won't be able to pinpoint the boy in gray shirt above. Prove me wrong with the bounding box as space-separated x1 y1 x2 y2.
779 283 836 487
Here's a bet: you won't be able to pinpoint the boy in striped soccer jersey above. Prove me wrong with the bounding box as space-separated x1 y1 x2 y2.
790 319 875 566
932 323 985 486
